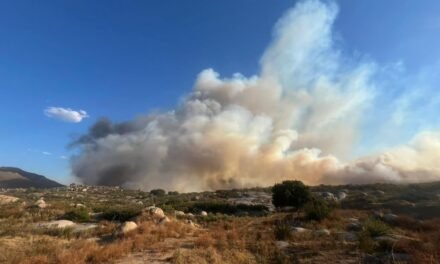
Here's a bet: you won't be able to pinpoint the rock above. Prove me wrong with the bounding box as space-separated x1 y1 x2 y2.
75 203 86 208
159 216 171 225
186 220 195 227
174 210 185 216
0 194 19 205
341 232 357 242
146 206 165 218
347 222 362 231
373 211 383 219
275 241 289 249
292 227 309 233
187 213 194 217
315 229 330 236
383 213 398 223
337 192 347 200
347 218 359 222
40 220 76 229
118 221 138 234
200 211 208 216
321 192 337 201
34 198 47 209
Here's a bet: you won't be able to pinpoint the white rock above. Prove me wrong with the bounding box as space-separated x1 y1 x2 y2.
75 203 86 208
315 229 330 236
292 227 309 233
0 195 19 205
34 198 47 209
118 221 138 234
174 210 185 216
40 220 76 229
200 211 208 216
146 206 165 218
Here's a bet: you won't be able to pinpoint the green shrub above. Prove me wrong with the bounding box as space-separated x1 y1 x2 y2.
272 180 311 209
99 207 142 222
150 189 166 196
63 208 90 222
304 198 332 221
363 219 391 238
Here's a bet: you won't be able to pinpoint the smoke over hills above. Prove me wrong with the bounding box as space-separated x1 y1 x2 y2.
71 0 440 191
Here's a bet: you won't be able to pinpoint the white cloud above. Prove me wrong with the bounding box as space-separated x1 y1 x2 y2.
44 107 89 123
42 151 52 156
60 155 67 160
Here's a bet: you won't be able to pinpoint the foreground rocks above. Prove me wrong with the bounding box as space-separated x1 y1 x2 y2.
34 198 47 209
118 221 138 235
0 194 19 205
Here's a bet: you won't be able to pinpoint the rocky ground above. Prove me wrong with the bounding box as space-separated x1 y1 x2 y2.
0 182 439 263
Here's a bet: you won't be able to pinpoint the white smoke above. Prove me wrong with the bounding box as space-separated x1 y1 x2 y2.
71 0 440 191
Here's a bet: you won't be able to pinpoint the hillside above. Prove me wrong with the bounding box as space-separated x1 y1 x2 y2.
0 167 63 188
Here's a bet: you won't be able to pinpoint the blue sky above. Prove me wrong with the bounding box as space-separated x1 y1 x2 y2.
1 0 440 184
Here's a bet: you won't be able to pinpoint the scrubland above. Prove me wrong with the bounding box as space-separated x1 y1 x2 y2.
0 182 439 264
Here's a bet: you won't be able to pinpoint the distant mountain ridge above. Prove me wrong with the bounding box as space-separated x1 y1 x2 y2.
0 167 63 188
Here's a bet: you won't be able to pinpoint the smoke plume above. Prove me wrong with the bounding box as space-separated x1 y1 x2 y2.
71 0 440 191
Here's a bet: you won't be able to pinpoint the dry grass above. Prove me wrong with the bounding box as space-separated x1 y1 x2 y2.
0 219 193 264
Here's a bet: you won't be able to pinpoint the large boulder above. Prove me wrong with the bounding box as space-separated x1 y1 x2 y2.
0 194 19 205
34 198 47 209
118 221 138 235
200 211 208 216
146 206 165 218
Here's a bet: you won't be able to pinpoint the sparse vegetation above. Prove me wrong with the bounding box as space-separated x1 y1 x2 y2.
0 181 440 263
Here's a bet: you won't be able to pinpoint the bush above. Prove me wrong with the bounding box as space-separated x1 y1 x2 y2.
63 208 90 222
272 180 311 209
99 207 142 222
363 219 390 238
304 198 332 221
150 189 166 196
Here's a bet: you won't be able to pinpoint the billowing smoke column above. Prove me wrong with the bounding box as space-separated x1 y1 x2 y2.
71 0 440 191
